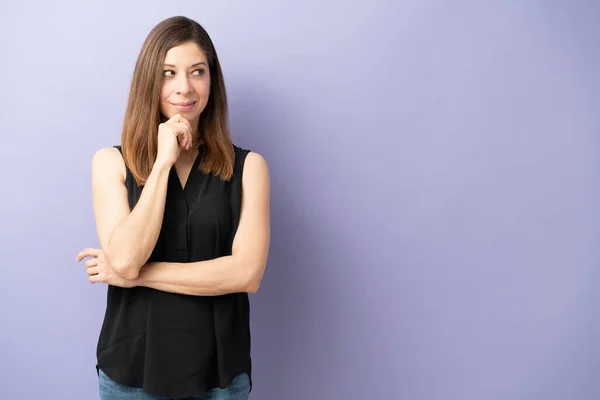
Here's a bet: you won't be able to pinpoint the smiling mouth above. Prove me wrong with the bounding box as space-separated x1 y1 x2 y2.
171 101 196 106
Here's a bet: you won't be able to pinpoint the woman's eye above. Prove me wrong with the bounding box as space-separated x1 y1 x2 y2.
192 69 205 76
163 70 175 77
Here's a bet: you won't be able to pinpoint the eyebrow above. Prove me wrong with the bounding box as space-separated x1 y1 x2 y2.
163 62 207 68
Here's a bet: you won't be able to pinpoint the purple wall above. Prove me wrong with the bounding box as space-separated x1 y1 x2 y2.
1 1 599 399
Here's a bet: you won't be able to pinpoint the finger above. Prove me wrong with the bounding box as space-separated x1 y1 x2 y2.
87 266 100 276
182 119 194 150
85 258 98 268
180 117 193 136
167 113 182 124
171 113 190 127
76 248 100 262
90 271 107 283
172 123 191 149
172 118 192 149
173 127 187 148
178 125 189 149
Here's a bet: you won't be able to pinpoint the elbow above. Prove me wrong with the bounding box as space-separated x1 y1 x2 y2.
115 266 140 281
245 280 261 294
244 263 266 294
111 259 141 280
104 239 143 280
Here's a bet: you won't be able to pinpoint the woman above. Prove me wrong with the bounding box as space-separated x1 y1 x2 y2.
76 16 270 400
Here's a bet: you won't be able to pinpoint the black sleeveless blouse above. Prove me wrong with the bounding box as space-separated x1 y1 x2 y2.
95 144 252 398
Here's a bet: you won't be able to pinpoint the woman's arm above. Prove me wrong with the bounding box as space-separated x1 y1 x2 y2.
91 147 171 280
91 114 193 280
136 256 251 295
134 152 271 295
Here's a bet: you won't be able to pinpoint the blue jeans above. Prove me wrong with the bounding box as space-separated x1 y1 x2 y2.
98 369 250 400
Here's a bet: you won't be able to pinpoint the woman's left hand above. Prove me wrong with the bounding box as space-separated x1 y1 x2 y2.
76 248 136 288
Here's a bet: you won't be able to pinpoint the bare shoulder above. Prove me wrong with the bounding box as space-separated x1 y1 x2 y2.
242 152 269 183
92 147 126 182
241 152 269 199
243 152 268 174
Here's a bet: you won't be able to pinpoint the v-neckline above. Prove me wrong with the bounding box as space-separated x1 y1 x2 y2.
173 146 203 192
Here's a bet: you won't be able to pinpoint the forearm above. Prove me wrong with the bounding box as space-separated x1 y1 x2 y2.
133 280 206 296
134 255 257 296
106 161 171 279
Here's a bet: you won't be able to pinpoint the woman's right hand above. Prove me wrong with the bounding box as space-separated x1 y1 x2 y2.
156 114 193 167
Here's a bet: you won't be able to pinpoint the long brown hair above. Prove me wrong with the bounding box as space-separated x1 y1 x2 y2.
121 16 234 185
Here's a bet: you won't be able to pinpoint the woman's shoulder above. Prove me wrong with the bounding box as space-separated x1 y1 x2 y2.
92 146 125 167
231 144 268 185
91 146 127 182
232 144 267 171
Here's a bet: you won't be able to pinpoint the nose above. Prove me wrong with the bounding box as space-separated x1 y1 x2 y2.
175 74 192 94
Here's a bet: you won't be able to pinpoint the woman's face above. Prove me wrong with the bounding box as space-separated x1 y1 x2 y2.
159 41 211 129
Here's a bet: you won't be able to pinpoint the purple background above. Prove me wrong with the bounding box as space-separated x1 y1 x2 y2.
1 1 599 399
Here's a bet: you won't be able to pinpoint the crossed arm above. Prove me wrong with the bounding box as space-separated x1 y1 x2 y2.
76 147 270 296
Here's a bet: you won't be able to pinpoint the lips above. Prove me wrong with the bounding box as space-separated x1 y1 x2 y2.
171 101 196 106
